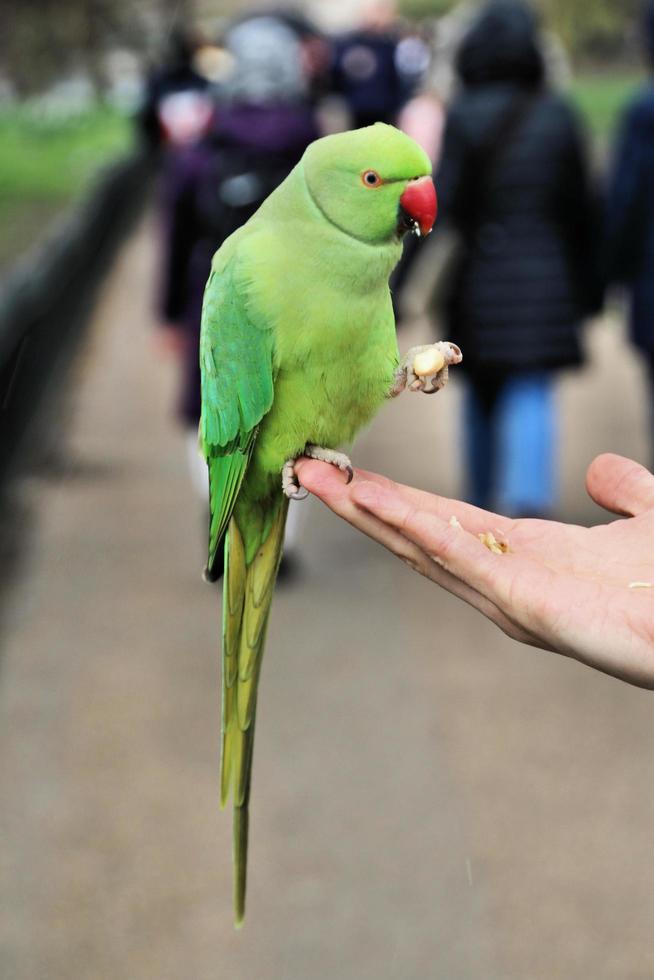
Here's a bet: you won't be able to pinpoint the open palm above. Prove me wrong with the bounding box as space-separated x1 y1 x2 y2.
296 454 654 689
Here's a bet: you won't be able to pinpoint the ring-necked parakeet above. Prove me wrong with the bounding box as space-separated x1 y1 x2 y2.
199 123 462 925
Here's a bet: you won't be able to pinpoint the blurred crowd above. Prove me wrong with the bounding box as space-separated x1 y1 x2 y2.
144 0 654 560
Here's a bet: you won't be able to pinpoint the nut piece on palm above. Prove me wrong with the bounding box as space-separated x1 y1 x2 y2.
390 341 462 396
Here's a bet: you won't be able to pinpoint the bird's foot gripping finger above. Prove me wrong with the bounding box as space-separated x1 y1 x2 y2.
282 458 310 500
390 342 462 397
305 445 354 483
282 447 354 498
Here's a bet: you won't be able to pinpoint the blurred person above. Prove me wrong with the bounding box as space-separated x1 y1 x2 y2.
397 89 446 164
296 452 654 691
139 27 213 148
266 9 333 104
392 91 447 318
156 14 320 574
331 1 428 129
433 0 599 517
604 0 654 466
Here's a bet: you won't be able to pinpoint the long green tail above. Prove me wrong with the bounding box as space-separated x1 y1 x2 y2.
221 498 288 926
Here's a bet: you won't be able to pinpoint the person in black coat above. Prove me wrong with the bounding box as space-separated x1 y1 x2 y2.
434 0 598 515
605 0 654 461
331 3 421 129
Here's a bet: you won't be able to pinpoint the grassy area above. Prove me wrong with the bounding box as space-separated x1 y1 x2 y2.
570 73 646 139
0 105 132 272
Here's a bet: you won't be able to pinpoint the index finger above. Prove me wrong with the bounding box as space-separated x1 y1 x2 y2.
295 458 511 536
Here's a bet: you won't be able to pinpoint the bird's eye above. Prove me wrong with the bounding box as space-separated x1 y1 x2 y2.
361 169 382 187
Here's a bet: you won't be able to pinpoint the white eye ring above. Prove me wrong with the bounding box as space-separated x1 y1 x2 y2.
361 169 382 187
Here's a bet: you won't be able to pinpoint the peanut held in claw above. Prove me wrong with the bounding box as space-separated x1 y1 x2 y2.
413 348 446 377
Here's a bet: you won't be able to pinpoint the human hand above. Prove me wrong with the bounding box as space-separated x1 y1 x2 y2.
295 454 654 689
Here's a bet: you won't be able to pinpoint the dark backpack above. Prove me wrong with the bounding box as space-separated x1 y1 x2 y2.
196 141 295 248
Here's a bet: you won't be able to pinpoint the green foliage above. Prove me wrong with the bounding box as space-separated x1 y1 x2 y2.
399 0 643 60
570 73 645 138
539 0 642 58
0 105 131 270
0 105 130 202
398 0 458 19
2 0 145 96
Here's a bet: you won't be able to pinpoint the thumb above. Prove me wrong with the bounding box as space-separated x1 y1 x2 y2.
585 453 654 517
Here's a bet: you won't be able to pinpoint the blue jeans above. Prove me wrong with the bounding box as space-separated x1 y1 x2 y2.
463 372 556 515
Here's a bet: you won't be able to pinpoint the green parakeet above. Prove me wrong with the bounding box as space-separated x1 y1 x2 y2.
199 123 461 925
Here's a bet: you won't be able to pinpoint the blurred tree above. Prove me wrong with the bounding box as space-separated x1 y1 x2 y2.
540 0 643 59
399 0 457 18
397 0 643 60
1 0 130 96
0 0 201 98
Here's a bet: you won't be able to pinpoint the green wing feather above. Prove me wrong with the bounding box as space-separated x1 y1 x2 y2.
199 250 274 578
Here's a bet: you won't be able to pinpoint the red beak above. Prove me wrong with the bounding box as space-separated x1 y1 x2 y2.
398 175 437 236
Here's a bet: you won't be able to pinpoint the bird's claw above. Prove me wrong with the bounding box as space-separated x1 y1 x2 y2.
282 459 310 499
411 378 438 394
390 341 462 397
305 444 354 480
282 446 354 499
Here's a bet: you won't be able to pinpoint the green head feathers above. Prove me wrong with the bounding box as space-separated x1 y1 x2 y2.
302 123 432 245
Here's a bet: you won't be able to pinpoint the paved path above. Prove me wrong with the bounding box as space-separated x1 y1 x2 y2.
2 218 654 980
